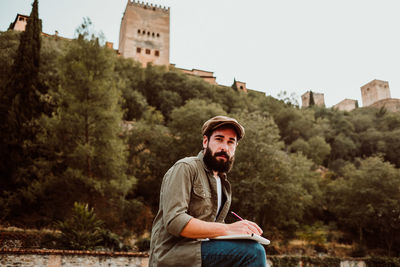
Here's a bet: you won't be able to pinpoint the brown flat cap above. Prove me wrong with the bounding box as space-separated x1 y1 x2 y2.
202 115 245 141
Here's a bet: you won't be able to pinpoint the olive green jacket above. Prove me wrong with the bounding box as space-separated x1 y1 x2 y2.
149 151 232 267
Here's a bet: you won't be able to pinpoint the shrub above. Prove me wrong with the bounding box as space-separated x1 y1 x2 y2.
350 245 367 258
365 257 400 267
135 237 150 252
100 229 131 251
56 202 104 250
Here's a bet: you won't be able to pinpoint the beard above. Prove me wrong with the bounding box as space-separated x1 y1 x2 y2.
203 146 235 173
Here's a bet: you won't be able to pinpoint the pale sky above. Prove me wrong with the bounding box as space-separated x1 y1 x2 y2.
1 0 399 107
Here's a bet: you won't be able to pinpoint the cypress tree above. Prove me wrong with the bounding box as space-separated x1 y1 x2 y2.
309 91 315 106
7 0 42 121
0 0 42 198
231 78 238 91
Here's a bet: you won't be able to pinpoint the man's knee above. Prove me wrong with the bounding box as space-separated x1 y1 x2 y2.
249 242 266 259
255 243 266 258
242 241 266 267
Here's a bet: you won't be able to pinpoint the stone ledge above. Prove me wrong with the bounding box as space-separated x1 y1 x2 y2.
0 248 149 257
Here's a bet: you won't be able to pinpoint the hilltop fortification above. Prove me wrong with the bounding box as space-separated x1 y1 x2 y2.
360 79 391 107
301 91 325 108
118 0 170 67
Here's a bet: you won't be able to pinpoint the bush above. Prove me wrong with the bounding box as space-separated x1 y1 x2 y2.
135 237 150 252
56 202 104 250
350 245 367 258
296 222 327 246
365 257 400 267
100 229 131 251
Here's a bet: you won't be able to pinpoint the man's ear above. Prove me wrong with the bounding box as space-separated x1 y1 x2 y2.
202 135 208 149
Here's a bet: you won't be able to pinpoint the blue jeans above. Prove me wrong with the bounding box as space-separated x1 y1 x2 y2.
201 239 267 267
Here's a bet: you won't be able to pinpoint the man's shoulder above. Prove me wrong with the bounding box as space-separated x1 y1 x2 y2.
175 155 202 166
159 156 203 182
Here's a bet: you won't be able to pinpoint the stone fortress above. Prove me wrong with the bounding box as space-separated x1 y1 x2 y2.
118 1 170 66
8 0 400 112
117 1 247 91
302 79 400 112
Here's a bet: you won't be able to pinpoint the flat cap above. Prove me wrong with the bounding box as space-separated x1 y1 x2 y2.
202 115 245 141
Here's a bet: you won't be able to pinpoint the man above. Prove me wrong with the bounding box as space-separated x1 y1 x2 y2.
149 116 267 267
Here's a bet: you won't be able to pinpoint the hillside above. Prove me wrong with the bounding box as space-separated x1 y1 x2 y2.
1 28 400 256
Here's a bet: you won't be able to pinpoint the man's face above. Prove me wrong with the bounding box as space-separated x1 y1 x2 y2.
202 127 238 173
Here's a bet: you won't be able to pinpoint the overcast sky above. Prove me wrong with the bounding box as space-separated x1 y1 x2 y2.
1 0 399 107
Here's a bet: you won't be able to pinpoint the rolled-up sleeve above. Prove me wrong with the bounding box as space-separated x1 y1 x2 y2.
161 162 194 237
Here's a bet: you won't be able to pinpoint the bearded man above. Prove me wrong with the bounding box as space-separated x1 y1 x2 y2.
149 116 267 267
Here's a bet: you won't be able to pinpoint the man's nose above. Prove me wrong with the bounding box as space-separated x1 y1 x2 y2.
220 142 228 151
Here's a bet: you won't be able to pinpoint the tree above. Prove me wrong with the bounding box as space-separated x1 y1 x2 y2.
229 111 321 239
231 78 238 91
57 202 104 250
113 56 146 121
277 91 299 107
28 20 135 227
328 157 400 255
307 136 331 165
274 107 316 145
0 0 43 214
168 99 227 158
126 110 174 214
309 91 315 106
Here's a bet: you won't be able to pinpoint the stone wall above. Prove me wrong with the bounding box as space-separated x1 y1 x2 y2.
370 98 400 112
333 99 357 111
0 249 148 267
1 249 374 267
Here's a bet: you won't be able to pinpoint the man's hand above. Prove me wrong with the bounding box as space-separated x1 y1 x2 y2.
225 220 263 236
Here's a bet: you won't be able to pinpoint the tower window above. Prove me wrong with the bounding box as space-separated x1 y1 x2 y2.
146 49 151 55
155 50 160 57
136 47 141 53
143 30 146 35
157 33 160 37
147 32 150 36
137 29 141 34
152 32 155 37
19 17 25 21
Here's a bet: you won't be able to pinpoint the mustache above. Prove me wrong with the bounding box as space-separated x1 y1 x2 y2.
214 151 229 159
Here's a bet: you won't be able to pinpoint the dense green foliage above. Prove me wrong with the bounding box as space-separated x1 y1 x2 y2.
0 0 43 212
0 8 399 255
57 202 104 250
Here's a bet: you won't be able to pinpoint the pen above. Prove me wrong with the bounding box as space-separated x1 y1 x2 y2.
231 211 244 221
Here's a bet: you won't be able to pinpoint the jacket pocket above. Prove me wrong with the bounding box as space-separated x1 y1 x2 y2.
192 184 211 199
189 184 212 217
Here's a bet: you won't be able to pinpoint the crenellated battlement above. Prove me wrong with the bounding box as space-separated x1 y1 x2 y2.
128 0 170 13
119 0 170 66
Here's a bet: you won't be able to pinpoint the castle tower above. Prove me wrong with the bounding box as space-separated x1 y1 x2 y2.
360 79 391 107
118 0 170 67
9 14 29 31
301 91 325 108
